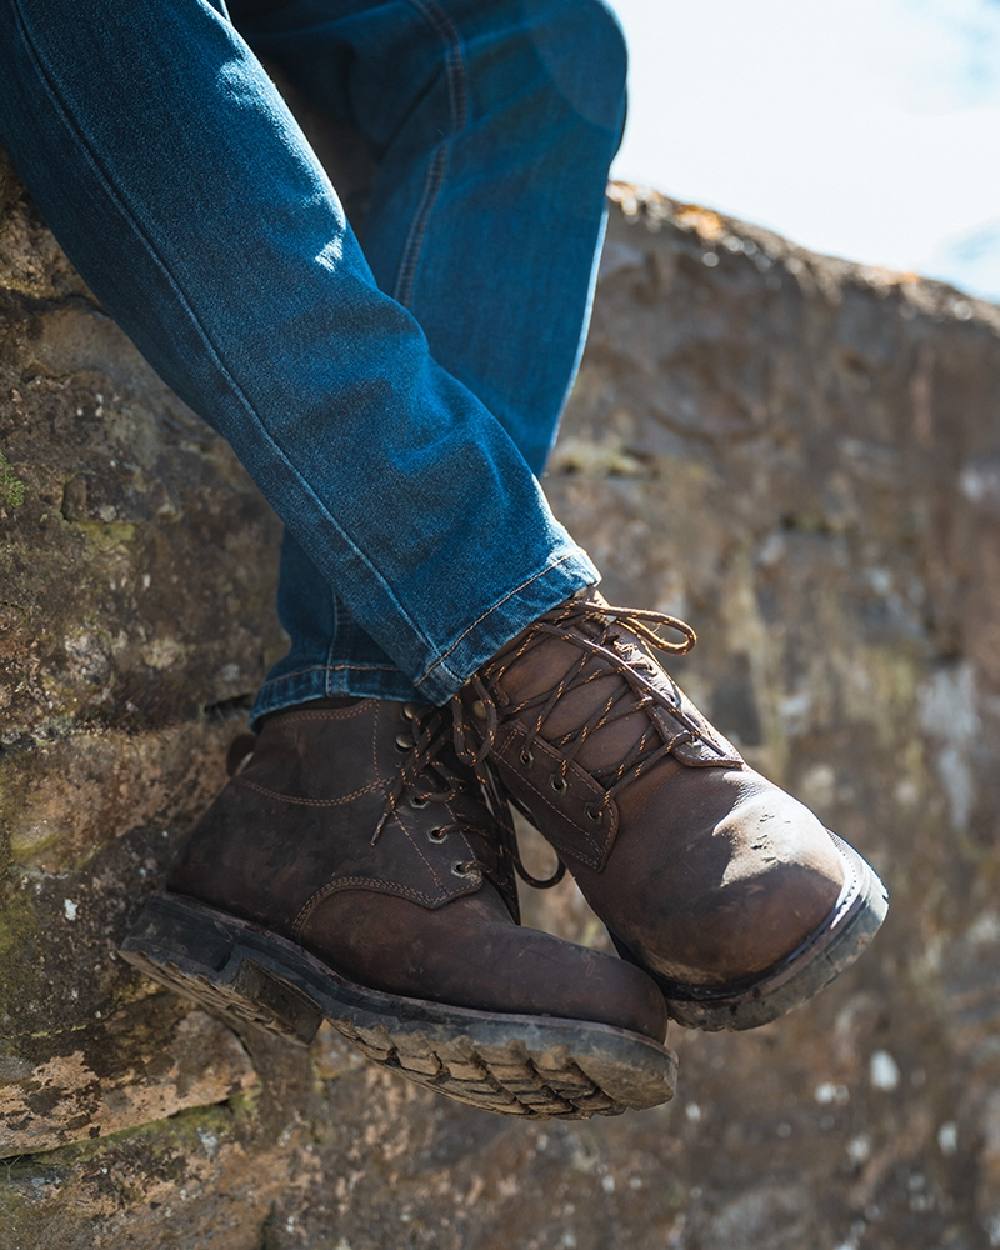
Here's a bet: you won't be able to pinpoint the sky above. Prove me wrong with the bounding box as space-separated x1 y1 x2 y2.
608 0 1000 301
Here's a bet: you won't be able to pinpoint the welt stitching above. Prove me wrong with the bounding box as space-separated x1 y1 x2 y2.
235 777 379 806
11 0 438 664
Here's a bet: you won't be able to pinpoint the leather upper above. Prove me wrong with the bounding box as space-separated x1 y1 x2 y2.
456 593 847 988
167 698 669 1038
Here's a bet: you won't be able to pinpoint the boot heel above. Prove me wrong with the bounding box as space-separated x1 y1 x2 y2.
119 893 323 1045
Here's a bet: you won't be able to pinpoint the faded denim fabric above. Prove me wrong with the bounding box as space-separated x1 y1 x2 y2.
0 0 627 714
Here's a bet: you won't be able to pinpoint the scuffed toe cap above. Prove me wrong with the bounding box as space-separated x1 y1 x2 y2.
612 766 847 988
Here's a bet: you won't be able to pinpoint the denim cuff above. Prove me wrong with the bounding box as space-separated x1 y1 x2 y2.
251 543 598 724
251 661 420 727
412 545 599 704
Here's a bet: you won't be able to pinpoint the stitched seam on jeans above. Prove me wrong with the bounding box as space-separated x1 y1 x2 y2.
261 663 401 689
415 550 586 689
394 145 445 307
323 584 340 695
11 0 440 667
394 0 468 306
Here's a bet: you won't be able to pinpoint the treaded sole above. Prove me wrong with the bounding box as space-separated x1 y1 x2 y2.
119 893 677 1119
614 834 889 1032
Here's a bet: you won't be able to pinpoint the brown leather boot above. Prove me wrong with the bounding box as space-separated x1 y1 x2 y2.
119 697 676 1117
453 591 889 1031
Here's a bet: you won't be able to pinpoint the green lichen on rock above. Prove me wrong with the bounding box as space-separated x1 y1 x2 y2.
0 879 43 1028
0 448 26 508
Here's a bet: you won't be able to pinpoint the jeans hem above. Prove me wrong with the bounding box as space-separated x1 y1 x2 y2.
251 663 419 727
251 545 598 722
412 546 598 704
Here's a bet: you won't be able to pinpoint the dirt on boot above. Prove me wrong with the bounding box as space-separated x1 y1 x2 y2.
120 697 676 1116
453 590 889 1031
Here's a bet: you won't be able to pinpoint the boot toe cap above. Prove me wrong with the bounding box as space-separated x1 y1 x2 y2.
619 768 847 987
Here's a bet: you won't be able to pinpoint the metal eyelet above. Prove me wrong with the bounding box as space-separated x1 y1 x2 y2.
409 795 428 809
452 860 478 878
550 774 568 794
402 704 419 721
394 733 411 751
519 748 534 766
427 827 447 844
585 804 603 822
472 699 487 720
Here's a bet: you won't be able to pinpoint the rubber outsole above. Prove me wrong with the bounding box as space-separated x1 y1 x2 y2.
613 834 889 1031
118 893 677 1119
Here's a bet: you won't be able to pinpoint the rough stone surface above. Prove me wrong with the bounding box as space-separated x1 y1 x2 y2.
2 155 998 1249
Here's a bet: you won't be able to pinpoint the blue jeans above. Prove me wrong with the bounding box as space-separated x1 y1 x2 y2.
0 0 627 717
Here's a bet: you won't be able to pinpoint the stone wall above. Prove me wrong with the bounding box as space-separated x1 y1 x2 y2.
2 153 998 1249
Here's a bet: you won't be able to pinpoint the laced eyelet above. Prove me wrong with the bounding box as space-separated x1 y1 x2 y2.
409 795 428 809
394 733 410 751
585 804 603 822
452 860 478 878
427 827 447 843
550 774 568 794
519 748 534 766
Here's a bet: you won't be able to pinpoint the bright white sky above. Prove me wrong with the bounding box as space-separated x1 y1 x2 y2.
609 0 1000 300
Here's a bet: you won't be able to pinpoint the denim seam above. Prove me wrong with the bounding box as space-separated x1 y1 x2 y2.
12 0 441 670
264 662 401 683
415 549 583 690
322 581 340 695
394 0 468 306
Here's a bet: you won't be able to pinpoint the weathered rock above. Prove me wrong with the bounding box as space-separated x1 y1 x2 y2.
0 1001 256 1156
1 163 998 1249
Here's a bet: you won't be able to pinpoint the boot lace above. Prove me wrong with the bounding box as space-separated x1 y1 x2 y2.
452 597 698 865
375 704 563 894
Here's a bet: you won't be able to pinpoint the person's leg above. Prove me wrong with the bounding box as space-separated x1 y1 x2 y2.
1 0 681 1113
226 0 628 719
234 0 625 473
0 0 596 713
